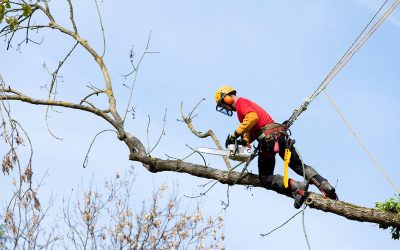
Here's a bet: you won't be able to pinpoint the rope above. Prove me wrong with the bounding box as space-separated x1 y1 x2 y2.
294 146 312 250
286 0 398 127
323 89 400 194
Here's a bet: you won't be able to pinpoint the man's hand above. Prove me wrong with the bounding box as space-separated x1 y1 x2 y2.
225 132 239 147
236 138 248 146
225 134 237 148
225 132 248 147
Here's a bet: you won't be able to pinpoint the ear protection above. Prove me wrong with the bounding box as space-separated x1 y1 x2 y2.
223 94 234 105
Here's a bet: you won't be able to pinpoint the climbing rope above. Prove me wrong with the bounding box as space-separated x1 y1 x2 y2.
286 0 399 127
323 89 400 194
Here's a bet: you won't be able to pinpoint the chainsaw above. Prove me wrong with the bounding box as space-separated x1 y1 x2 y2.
197 143 253 162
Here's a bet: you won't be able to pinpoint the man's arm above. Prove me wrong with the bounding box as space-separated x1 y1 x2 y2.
235 112 259 136
226 112 258 146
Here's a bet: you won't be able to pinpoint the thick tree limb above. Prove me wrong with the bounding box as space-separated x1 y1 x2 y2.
305 193 400 228
129 153 400 228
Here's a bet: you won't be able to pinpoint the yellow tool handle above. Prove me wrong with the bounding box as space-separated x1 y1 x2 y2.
283 149 291 188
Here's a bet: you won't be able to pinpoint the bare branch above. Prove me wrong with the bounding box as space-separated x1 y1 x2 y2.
180 100 231 170
0 90 118 130
79 90 106 105
148 109 167 155
122 33 155 123
67 0 78 34
260 207 306 237
93 0 106 57
82 129 117 168
48 41 79 97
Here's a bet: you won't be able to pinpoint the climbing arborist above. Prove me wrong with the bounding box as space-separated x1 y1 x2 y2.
215 86 338 208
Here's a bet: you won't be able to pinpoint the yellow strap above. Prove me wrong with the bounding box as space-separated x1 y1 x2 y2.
283 149 291 188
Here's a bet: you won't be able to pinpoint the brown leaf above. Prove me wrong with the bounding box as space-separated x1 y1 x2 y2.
2 154 12 175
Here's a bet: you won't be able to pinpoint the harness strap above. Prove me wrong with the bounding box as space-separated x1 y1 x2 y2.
257 123 286 141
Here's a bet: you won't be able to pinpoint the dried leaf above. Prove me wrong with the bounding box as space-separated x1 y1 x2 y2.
2 154 12 175
33 195 41 211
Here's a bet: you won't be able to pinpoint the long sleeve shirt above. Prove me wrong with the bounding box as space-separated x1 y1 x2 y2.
234 97 274 143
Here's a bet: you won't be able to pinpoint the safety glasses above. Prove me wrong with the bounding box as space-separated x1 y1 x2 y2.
216 103 233 117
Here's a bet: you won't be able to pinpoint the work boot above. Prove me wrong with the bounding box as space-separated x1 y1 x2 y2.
318 181 338 200
310 175 338 200
289 179 307 209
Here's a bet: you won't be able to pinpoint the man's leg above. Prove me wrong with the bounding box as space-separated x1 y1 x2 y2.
258 149 307 208
277 137 338 200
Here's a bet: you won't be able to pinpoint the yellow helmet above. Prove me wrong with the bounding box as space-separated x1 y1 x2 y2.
215 86 236 104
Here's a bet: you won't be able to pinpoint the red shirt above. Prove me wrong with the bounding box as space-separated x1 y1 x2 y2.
235 97 274 136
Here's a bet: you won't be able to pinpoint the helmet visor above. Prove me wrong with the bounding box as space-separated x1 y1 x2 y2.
216 103 233 117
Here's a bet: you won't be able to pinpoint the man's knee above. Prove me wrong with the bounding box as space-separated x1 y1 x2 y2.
259 174 283 190
259 175 273 189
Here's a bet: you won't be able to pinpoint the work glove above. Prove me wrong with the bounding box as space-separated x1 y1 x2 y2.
225 132 239 148
236 138 248 146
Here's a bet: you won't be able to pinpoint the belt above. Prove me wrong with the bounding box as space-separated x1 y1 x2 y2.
257 123 286 141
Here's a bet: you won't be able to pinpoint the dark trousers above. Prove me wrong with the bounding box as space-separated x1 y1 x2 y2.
258 135 316 192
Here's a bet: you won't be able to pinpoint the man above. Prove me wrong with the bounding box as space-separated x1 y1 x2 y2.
215 86 338 208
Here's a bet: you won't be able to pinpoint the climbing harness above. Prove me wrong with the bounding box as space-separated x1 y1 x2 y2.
256 123 296 188
257 123 287 142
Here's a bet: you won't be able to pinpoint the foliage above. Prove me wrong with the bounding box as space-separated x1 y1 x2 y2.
21 3 32 17
0 0 10 23
375 195 400 240
0 1 32 30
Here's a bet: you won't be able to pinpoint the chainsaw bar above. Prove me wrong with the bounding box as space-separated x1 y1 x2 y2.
196 144 253 162
196 147 229 157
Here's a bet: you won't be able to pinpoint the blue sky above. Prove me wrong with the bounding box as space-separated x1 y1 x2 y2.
1 0 400 249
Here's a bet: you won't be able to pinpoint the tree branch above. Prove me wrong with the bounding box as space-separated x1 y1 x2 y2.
180 100 231 170
0 93 118 130
129 153 400 228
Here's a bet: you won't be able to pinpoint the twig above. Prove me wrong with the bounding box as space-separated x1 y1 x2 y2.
122 33 156 123
67 0 78 34
93 0 106 57
186 144 207 168
148 109 167 154
165 151 196 161
44 41 79 141
221 185 230 210
260 207 306 237
49 41 79 96
80 90 105 105
184 180 219 199
146 115 151 152
83 129 117 168
198 179 215 188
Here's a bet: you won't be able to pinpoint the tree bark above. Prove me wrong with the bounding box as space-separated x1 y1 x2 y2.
130 153 400 228
305 193 400 228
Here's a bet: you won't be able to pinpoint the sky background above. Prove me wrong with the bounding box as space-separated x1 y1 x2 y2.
1 0 400 249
